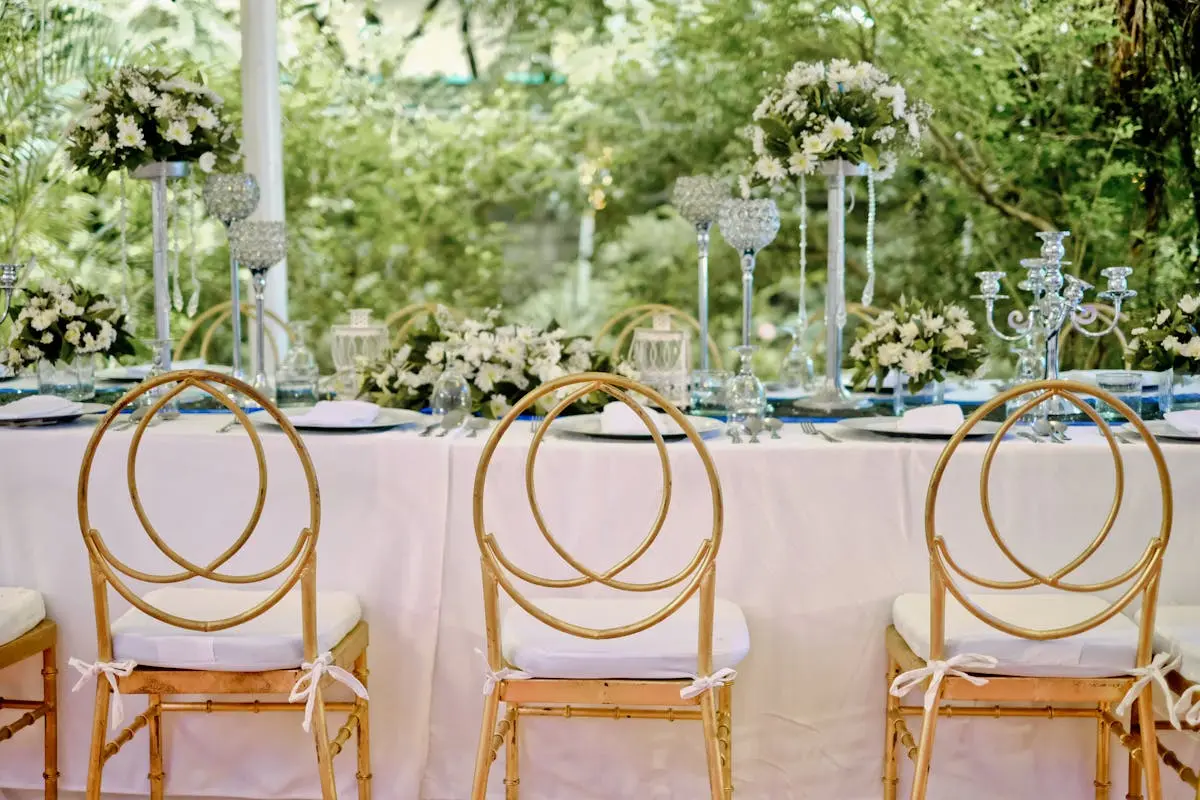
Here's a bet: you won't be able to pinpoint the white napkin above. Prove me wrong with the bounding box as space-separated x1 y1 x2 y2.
1164 411 1200 436
600 402 680 435
288 400 380 428
895 404 965 434
0 395 84 420
121 358 207 379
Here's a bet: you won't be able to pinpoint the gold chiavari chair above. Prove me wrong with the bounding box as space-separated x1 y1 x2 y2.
594 304 724 370
173 301 292 364
470 373 748 800
386 302 462 347
884 380 1173 800
0 588 57 797
73 370 371 800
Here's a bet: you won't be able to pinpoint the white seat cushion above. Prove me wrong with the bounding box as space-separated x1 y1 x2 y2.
111 588 362 671
893 593 1138 678
0 587 46 647
1146 606 1200 683
502 596 750 680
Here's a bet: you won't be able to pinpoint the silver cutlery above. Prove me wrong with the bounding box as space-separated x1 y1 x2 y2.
764 418 783 440
799 420 839 443
1015 430 1043 444
113 406 155 432
217 418 242 433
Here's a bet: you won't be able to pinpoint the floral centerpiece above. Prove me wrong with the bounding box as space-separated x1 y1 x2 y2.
66 65 239 178
2 279 137 399
848 299 985 394
1127 295 1200 371
749 59 931 185
359 307 637 418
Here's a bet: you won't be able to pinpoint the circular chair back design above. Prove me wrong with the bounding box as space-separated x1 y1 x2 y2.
473 373 724 647
174 302 292 364
76 370 321 659
386 302 462 347
924 379 1171 658
595 304 724 371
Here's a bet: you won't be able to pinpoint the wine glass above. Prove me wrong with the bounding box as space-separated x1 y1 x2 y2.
778 327 815 391
431 368 471 418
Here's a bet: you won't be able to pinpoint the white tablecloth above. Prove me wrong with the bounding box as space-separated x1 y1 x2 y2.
0 416 1198 799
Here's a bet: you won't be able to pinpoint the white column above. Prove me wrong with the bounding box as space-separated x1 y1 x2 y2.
240 0 288 370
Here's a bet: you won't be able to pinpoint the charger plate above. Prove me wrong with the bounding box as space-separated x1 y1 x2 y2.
0 402 108 428
836 417 1004 440
551 414 723 441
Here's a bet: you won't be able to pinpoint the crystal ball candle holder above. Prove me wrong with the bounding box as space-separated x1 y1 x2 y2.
718 199 781 255
203 174 261 225
672 176 728 227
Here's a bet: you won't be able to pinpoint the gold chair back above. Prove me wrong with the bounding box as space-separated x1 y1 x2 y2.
924 379 1171 661
76 370 322 661
473 373 724 668
594 304 724 370
386 302 461 347
173 302 291 364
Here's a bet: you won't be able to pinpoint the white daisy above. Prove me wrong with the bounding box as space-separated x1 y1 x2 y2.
755 156 787 183
127 84 156 109
114 115 146 150
825 117 854 142
162 118 193 146
899 348 933 377
198 152 217 173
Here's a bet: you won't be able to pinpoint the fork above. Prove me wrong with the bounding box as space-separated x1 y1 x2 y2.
799 420 839 443
112 406 153 432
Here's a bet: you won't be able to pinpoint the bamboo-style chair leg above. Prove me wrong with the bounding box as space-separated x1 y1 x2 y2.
907 682 945 800
148 693 164 800
85 681 112 800
1096 703 1111 800
700 691 725 800
883 658 900 800
471 692 501 800
41 644 58 800
504 704 520 800
310 684 338 800
1127 706 1143 800
354 651 372 800
718 684 734 800
1136 691 1161 800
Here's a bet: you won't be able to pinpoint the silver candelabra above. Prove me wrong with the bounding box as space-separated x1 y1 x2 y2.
974 230 1135 385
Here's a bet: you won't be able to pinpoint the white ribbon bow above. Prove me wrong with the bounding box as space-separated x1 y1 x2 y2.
68 657 137 730
1116 651 1183 730
680 667 738 700
1173 684 1200 728
476 648 531 696
889 653 998 710
288 652 370 733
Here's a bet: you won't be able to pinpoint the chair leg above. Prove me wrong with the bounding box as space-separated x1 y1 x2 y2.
504 705 520 800
1136 690 1162 800
85 680 111 800
354 651 372 800
41 645 58 800
907 681 945 800
148 694 164 800
700 691 725 800
1127 706 1143 800
310 683 338 800
883 657 900 800
471 691 501 800
1096 703 1111 800
717 684 733 800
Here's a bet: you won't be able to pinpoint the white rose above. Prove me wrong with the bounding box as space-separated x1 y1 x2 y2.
198 152 217 172
1180 296 1200 315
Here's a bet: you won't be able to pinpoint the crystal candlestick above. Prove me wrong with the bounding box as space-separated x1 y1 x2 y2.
717 198 780 421
0 263 20 323
203 173 261 379
132 161 189 376
229 221 287 401
673 176 727 372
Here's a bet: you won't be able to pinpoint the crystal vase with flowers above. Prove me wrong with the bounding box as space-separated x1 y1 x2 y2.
1 279 136 400
65 65 240 373
358 307 637 419
847 299 985 415
1127 294 1200 413
748 59 931 409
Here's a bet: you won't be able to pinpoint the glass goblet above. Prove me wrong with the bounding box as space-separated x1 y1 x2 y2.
725 345 765 427
431 369 471 417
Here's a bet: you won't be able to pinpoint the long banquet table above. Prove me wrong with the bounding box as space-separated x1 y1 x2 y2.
0 415 1199 799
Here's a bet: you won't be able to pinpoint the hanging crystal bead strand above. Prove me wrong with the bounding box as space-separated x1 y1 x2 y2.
862 168 876 306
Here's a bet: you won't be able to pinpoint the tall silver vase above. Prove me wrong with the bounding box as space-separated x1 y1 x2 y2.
131 161 190 373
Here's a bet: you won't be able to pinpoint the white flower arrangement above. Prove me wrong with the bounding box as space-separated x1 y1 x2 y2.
749 59 931 184
1127 295 1200 371
359 307 638 418
2 279 136 370
66 66 239 178
848 299 985 392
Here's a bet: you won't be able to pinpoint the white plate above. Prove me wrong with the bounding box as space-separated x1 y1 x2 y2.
836 416 1004 440
98 362 231 382
1060 370 1162 390
0 402 108 427
254 407 426 432
551 414 724 441
1138 420 1200 442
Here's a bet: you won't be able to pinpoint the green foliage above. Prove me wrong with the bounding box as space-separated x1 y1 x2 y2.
848 298 986 392
1127 297 1200 372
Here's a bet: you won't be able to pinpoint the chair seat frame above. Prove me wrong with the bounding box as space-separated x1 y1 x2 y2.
0 619 58 798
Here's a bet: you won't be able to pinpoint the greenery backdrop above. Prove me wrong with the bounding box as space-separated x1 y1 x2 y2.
2 0 1197 372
